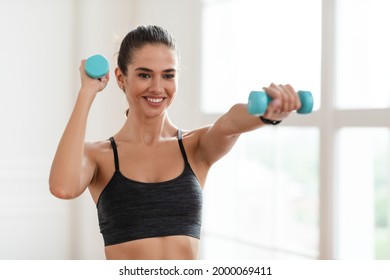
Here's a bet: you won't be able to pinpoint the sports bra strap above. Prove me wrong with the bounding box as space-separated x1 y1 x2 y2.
109 132 187 171
109 137 120 171
177 129 189 164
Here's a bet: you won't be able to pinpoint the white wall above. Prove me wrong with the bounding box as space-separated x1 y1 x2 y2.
0 0 76 259
0 0 203 259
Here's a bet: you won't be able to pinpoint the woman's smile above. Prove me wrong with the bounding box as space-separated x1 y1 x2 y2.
142 96 167 107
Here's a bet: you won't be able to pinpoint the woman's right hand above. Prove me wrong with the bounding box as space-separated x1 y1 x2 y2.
79 59 110 95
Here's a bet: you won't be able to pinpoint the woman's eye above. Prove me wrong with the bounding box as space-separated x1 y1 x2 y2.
163 74 175 79
138 73 151 78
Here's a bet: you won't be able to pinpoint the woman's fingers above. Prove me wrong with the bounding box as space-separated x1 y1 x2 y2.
262 83 300 120
79 59 109 93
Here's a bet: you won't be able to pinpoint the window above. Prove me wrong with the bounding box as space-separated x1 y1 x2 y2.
201 0 390 259
336 0 390 109
334 0 390 260
201 0 321 259
203 128 319 259
201 0 321 114
337 128 390 259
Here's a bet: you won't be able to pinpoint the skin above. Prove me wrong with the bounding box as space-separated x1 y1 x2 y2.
49 43 301 260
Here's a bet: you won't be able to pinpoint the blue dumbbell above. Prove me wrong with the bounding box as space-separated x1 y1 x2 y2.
247 90 313 116
84 54 109 79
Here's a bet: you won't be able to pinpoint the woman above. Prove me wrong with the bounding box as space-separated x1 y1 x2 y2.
49 25 301 260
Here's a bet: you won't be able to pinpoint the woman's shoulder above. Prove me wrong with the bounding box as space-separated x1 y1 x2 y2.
84 139 113 159
180 126 213 151
181 125 212 139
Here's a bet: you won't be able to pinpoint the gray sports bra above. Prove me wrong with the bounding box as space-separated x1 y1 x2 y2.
96 130 203 246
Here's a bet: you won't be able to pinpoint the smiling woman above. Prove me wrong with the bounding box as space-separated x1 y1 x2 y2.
49 24 303 260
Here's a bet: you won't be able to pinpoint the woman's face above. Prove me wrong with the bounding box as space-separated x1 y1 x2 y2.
118 44 179 119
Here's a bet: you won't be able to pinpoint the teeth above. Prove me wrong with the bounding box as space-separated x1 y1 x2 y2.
146 97 164 103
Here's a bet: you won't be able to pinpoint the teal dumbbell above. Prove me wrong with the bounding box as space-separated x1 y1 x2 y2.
247 90 313 116
84 54 109 79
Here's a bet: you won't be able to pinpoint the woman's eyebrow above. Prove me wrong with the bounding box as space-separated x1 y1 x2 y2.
135 67 176 73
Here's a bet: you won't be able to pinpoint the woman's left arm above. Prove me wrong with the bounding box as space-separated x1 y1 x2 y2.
197 83 301 166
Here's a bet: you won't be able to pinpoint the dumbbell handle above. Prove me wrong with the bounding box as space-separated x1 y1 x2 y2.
247 90 313 116
84 54 109 79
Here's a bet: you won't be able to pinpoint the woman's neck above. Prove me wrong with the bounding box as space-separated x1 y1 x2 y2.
116 112 177 145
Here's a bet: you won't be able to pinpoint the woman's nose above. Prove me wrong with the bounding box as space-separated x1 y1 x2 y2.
149 77 163 94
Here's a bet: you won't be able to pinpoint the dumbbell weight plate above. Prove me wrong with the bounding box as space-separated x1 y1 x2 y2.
85 54 109 79
247 91 269 116
297 91 314 114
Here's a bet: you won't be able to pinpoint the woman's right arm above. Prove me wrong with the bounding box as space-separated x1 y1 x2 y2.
49 60 109 199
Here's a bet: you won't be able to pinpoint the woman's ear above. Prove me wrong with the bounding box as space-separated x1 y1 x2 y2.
115 67 125 91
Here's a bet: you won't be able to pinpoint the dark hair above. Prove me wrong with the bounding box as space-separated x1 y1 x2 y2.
117 25 177 75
